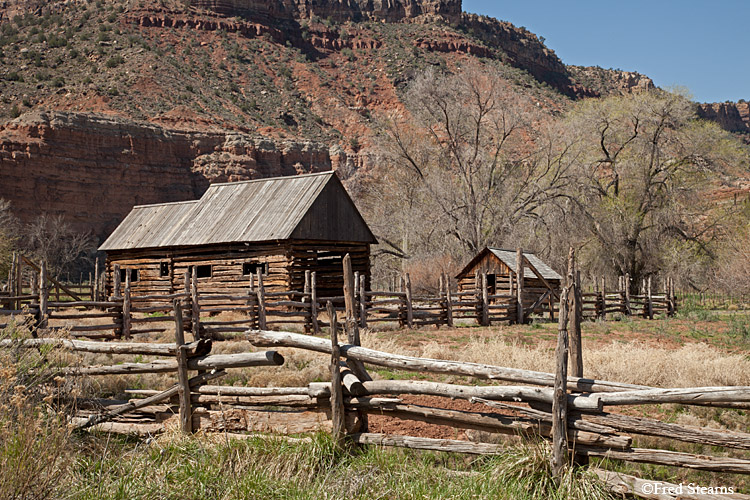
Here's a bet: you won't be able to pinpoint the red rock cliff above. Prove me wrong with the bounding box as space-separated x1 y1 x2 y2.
0 111 335 242
697 102 750 135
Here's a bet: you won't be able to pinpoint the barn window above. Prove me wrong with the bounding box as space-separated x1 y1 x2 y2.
120 268 139 283
160 262 169 277
196 265 212 279
243 262 268 276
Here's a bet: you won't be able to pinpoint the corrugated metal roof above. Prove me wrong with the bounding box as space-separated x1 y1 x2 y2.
99 172 375 251
488 248 562 281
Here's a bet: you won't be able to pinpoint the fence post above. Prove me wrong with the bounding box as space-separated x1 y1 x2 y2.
173 299 192 434
404 273 414 329
359 275 367 330
567 248 583 379
14 252 22 310
311 272 319 335
481 272 489 326
256 269 266 330
624 273 631 316
113 264 121 299
191 266 201 340
445 273 454 328
93 258 100 301
599 277 606 321
551 286 570 477
122 271 132 339
354 271 360 329
398 275 406 328
474 271 481 325
39 261 48 329
516 248 525 325
248 274 256 329
7 251 15 300
304 270 311 333
647 276 653 320
327 301 345 449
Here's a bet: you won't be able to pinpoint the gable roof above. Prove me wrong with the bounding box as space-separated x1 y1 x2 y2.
456 247 562 281
99 172 376 251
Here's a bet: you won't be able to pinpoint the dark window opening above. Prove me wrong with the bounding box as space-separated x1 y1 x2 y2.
487 274 497 295
160 262 170 277
196 265 212 279
119 268 139 283
243 262 268 276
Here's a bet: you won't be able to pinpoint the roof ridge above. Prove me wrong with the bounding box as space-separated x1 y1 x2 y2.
132 200 200 209
205 171 334 189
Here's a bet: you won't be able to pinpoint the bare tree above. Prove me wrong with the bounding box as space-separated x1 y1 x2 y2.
370 63 574 272
23 214 95 280
0 199 19 279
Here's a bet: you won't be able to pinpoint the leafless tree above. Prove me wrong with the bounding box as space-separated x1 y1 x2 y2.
0 199 19 279
23 214 95 280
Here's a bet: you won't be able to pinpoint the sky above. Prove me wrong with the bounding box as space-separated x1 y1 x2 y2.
462 0 749 103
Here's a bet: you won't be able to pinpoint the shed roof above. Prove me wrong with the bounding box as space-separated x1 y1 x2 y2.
456 247 562 281
99 172 376 251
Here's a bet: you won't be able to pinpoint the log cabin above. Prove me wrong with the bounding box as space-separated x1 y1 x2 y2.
456 247 562 317
99 172 376 298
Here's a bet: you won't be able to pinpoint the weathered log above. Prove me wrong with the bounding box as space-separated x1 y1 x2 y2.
191 394 322 408
174 300 192 433
246 329 649 393
327 301 345 447
593 468 749 500
594 386 750 406
579 446 750 474
351 433 502 455
69 419 165 436
63 351 283 376
551 286 570 476
0 337 209 356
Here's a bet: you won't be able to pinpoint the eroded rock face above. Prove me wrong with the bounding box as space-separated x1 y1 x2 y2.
698 102 750 135
190 0 462 24
0 111 333 242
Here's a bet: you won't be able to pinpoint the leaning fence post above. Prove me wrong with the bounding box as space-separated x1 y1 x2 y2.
122 271 132 339
256 269 267 330
516 248 525 325
327 301 346 450
404 273 414 329
310 272 319 335
552 286 570 477
173 299 192 434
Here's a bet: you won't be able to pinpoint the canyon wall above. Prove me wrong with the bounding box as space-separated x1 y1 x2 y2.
698 102 750 136
0 111 335 242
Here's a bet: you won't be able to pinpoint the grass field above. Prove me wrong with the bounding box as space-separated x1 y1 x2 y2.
1 306 749 499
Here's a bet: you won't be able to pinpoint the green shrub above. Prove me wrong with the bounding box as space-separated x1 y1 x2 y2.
105 55 124 68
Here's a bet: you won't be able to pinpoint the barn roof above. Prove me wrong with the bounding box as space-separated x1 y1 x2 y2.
99 172 376 251
456 247 562 281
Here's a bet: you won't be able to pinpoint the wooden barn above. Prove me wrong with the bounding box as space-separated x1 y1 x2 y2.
99 172 376 298
455 247 562 317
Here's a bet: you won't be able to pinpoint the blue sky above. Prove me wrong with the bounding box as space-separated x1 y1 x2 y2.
462 1 748 103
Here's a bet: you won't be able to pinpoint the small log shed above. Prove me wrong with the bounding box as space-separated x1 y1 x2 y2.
456 247 562 317
99 172 377 298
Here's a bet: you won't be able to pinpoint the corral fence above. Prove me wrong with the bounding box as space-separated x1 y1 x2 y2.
1 253 747 500
2 253 678 339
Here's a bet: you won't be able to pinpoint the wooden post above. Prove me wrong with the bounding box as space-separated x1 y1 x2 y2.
404 273 414 329
311 272 319 335
474 270 481 325
567 248 583 379
354 271 360 329
647 276 653 320
248 274 256 329
327 301 345 449
398 275 406 328
93 258 100 301
173 299 192 434
551 286 570 477
343 254 360 345
445 273 454 328
516 248 524 325
191 266 200 340
256 269 266 330
481 272 489 326
359 276 367 330
122 271 132 339
599 277 606 321
7 252 15 298
304 270 311 333
113 264 121 299
39 261 48 329
624 273 631 316
15 253 22 310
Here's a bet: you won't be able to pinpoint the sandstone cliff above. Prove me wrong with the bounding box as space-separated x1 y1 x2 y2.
0 111 335 241
697 102 750 137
